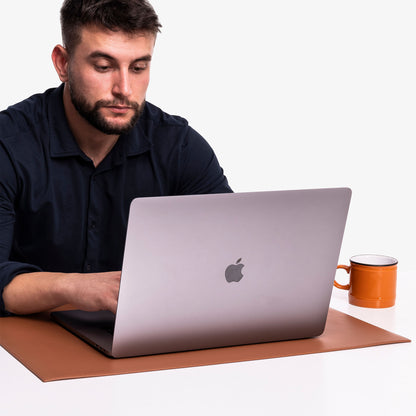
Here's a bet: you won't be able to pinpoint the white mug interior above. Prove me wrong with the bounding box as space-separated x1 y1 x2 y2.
350 254 398 267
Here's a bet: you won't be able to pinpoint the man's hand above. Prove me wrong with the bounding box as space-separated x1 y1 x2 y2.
59 272 121 314
3 271 121 315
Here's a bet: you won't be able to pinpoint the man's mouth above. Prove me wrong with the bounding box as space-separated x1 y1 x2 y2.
105 105 132 114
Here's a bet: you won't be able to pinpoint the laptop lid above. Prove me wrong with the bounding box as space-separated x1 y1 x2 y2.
53 188 351 358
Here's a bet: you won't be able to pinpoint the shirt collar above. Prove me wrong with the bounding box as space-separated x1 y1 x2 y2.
48 84 152 160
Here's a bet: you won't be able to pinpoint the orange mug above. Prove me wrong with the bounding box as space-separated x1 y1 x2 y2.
334 254 398 308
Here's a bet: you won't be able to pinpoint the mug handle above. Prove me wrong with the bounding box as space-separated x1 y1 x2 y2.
334 265 351 290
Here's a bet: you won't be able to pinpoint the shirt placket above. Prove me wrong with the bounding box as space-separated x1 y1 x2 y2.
83 172 100 273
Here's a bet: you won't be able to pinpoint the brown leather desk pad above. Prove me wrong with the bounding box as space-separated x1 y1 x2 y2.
0 308 410 382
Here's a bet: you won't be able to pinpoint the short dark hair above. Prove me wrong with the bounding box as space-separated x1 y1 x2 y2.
60 0 162 53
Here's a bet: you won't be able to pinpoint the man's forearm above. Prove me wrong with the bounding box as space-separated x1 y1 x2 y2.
3 271 121 315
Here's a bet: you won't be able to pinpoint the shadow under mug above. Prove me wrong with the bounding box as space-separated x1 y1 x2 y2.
334 254 398 308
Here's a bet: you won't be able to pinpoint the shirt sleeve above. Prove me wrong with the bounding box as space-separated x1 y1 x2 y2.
0 142 41 317
176 126 233 195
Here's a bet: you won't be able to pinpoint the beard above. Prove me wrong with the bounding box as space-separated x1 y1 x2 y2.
68 81 144 135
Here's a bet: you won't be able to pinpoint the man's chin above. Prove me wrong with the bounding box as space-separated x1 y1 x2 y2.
93 112 141 135
103 120 132 133
97 122 135 135
95 105 143 135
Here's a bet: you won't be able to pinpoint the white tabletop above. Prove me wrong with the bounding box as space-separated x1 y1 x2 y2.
1 271 414 416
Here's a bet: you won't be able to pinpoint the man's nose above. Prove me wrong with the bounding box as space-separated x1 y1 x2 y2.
112 69 132 98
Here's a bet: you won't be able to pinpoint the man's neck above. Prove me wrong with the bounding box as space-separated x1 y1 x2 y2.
62 85 119 167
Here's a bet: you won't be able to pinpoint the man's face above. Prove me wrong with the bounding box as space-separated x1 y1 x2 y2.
66 25 155 135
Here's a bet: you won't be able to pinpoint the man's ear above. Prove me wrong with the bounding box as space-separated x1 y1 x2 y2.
52 45 69 83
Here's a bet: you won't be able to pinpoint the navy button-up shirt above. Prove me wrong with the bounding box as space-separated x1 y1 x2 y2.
0 85 232 315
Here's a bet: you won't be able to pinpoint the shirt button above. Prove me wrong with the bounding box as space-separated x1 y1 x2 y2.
86 264 92 272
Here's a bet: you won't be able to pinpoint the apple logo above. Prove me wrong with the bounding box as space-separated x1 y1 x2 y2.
225 258 245 283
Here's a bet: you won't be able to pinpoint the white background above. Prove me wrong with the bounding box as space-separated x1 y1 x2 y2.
1 1 415 272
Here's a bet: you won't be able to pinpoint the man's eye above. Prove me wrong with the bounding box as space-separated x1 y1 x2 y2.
132 65 147 73
95 65 111 72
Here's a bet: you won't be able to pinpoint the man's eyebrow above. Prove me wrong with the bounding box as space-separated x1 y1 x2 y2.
88 51 152 63
133 54 152 63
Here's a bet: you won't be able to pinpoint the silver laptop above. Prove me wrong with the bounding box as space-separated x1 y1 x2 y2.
52 188 351 358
